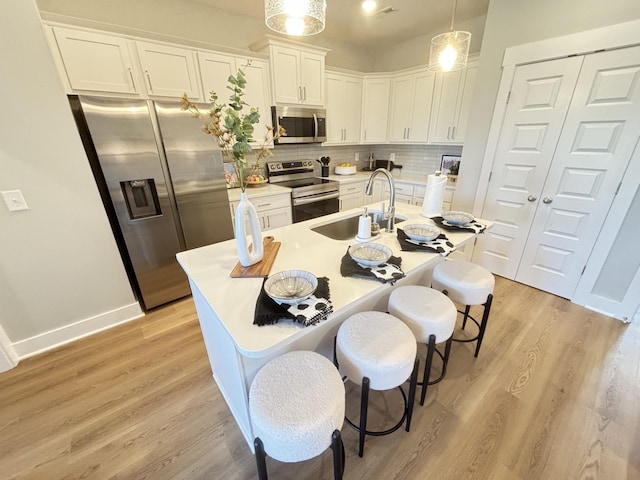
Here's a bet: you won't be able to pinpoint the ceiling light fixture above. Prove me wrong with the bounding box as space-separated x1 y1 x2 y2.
361 0 377 14
428 0 471 72
265 0 326 36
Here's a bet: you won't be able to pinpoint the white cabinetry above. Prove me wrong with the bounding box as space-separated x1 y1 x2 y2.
384 182 414 204
429 60 477 144
199 52 272 144
361 77 391 143
413 185 455 211
230 193 292 231
255 40 328 106
325 72 362 144
135 41 201 99
339 181 364 211
388 70 435 143
48 26 139 95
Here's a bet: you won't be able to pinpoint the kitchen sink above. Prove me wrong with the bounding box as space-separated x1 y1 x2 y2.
311 210 407 240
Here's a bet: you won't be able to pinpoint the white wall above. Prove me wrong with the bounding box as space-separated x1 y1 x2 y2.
0 0 140 358
454 0 640 212
36 0 377 71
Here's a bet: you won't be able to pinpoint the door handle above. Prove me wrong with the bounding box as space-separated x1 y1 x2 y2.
527 194 538 202
543 197 553 204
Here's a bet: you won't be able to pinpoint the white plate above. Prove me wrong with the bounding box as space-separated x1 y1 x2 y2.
348 242 392 267
442 210 474 226
403 224 440 242
264 270 318 305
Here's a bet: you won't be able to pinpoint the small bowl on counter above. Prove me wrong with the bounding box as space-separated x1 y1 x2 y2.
442 211 474 226
334 164 357 175
348 243 392 268
264 270 318 305
403 224 440 242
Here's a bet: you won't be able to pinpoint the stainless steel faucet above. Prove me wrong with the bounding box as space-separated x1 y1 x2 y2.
365 168 396 232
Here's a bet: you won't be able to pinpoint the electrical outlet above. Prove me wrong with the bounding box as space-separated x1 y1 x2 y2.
1 190 29 212
355 153 359 162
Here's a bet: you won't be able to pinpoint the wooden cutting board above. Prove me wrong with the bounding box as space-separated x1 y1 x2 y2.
230 236 281 278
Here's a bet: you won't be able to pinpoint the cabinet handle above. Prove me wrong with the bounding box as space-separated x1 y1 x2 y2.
127 68 136 90
407 127 410 139
298 86 302 101
266 216 271 229
303 86 306 101
257 203 272 208
364 129 367 141
447 126 451 140
452 126 456 139
145 70 154 93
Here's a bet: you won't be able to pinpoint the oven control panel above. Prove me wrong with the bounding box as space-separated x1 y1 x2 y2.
267 160 314 172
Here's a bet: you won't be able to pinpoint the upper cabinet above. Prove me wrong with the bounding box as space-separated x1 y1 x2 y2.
49 26 139 95
251 38 329 106
199 52 272 145
361 77 391 144
135 41 201 100
325 72 362 144
388 69 435 143
429 60 478 144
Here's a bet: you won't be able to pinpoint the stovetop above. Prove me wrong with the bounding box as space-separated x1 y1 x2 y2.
267 160 339 198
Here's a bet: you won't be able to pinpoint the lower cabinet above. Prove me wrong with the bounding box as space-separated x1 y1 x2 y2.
230 193 292 231
413 184 455 211
339 182 364 211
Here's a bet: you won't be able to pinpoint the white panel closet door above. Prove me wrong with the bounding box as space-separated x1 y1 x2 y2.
516 46 640 298
474 56 583 278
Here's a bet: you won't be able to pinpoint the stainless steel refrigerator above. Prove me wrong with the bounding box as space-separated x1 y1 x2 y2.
70 95 234 310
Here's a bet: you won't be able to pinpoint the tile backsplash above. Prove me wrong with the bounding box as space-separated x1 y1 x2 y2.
245 143 463 177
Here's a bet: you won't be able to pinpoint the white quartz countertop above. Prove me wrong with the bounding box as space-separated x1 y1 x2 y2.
177 202 489 358
326 170 455 188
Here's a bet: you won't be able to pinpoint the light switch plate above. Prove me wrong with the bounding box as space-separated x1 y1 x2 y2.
2 190 29 212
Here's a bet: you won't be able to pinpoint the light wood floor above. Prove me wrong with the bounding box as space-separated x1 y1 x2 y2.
1 276 639 479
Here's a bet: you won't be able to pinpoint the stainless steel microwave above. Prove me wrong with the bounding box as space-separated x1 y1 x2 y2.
271 106 326 144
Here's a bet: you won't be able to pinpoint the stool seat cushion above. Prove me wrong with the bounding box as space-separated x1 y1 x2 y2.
336 311 417 391
432 260 495 306
249 350 345 463
388 286 457 344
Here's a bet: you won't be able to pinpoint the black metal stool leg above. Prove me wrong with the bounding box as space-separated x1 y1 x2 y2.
358 377 370 457
330 430 344 480
254 437 268 480
474 294 493 357
420 334 436 406
461 304 471 330
406 357 419 431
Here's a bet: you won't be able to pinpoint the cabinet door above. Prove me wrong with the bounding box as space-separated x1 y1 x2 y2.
199 51 235 102
388 74 414 142
300 51 324 105
340 193 364 211
51 27 137 94
263 206 292 230
362 78 391 143
240 59 273 144
136 41 201 99
271 46 301 104
343 77 362 143
325 73 345 143
451 63 477 143
429 68 463 143
408 71 435 142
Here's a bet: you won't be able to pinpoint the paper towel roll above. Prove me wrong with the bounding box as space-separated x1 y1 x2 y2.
421 173 448 218
357 215 372 240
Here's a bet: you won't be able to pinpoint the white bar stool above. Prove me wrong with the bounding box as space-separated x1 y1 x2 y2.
431 260 495 358
388 286 457 405
335 311 419 457
249 350 346 480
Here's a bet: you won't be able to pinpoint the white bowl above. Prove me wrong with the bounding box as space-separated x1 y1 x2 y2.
403 224 440 242
442 211 474 226
264 270 318 305
348 243 392 268
335 165 357 175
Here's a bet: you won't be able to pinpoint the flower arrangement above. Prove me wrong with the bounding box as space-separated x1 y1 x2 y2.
181 69 285 191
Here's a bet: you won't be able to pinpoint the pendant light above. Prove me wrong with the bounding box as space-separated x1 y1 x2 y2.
428 0 471 72
265 0 326 36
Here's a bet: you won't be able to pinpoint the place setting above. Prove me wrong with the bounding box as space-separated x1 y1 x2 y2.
396 224 456 256
340 242 405 284
254 270 333 327
431 210 488 234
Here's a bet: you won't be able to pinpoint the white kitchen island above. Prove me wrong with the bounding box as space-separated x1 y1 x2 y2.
176 201 489 450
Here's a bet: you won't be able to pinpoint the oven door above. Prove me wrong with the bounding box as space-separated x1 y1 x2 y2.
292 191 340 223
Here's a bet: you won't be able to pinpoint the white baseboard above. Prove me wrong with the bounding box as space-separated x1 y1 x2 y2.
12 302 144 360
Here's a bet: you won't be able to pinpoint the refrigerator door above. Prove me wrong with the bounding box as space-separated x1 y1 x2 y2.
154 101 234 249
78 96 191 309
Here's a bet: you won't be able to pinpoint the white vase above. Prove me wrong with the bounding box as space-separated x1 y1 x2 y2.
235 192 264 267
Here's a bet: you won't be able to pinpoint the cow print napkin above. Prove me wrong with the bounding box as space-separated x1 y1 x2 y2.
397 229 456 256
340 247 405 284
432 216 487 234
254 277 333 327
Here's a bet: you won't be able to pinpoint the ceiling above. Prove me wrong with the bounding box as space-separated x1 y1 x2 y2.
195 0 490 49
